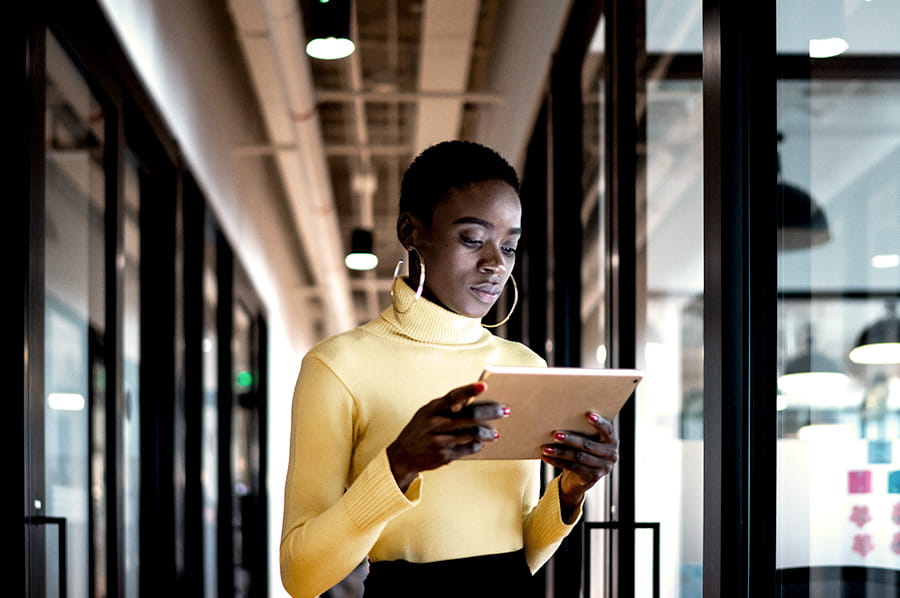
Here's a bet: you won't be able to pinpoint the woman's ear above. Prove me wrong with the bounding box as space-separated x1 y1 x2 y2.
396 212 417 249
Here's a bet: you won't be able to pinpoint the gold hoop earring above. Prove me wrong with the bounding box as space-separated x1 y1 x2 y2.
391 247 425 314
482 274 518 329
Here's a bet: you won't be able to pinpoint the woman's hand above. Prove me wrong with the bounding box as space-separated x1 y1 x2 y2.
386 381 509 491
540 412 619 521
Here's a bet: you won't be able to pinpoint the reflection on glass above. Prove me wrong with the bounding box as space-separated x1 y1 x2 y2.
581 3 704 595
581 20 610 595
232 304 254 594
638 75 704 598
123 152 141 597
203 217 219 598
776 2 900 593
44 31 106 598
639 3 705 597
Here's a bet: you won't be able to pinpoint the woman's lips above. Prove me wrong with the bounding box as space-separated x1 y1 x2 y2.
470 283 501 303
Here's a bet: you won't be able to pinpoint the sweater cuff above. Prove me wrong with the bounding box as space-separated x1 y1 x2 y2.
532 474 583 540
341 449 422 533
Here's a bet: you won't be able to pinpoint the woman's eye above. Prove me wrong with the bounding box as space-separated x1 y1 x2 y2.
460 235 483 247
502 246 517 255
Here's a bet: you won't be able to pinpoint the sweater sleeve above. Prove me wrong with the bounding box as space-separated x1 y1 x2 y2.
521 466 583 573
280 354 422 598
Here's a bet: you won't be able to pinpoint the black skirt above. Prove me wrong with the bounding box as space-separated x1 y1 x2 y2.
363 549 539 597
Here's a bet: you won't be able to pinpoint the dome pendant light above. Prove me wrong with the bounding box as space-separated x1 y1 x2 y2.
777 132 830 251
345 228 378 271
778 324 848 397
849 301 900 365
306 0 356 60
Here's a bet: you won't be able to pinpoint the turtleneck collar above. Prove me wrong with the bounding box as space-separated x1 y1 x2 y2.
375 277 491 345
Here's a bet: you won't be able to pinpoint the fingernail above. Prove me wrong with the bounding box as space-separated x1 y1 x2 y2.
554 432 566 441
587 412 600 423
542 446 555 455
474 381 486 392
502 406 511 416
493 430 501 439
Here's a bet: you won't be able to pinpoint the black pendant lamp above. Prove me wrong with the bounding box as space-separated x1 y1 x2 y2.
777 133 830 251
306 0 355 60
345 228 378 271
850 301 900 365
778 324 848 396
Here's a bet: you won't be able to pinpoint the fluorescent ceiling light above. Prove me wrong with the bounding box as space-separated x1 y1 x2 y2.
48 392 86 411
872 254 900 269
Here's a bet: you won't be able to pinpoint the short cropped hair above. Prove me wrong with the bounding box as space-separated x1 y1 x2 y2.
399 140 520 224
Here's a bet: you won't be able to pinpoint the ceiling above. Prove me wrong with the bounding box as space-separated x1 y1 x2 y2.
303 0 504 323
225 0 571 331
222 0 898 338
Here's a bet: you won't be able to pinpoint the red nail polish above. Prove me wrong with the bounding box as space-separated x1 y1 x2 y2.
543 446 555 455
587 412 600 423
493 430 500 439
474 381 486 392
554 432 566 441
502 406 511 416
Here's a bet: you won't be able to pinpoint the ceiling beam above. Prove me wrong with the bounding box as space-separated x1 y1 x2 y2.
413 0 481 152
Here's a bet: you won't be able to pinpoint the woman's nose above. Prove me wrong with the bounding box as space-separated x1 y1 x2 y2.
479 244 506 272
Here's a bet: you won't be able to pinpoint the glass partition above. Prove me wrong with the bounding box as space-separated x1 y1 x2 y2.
122 152 141 597
581 2 704 595
232 304 253 594
638 3 704 594
202 217 219 598
776 1 900 594
43 31 107 598
581 18 610 596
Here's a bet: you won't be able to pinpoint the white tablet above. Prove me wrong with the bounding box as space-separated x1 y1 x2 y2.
462 366 642 460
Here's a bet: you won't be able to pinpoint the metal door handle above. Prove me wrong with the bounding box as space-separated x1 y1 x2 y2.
26 515 68 598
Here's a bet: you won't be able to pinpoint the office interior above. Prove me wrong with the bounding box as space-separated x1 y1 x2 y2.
12 0 899 596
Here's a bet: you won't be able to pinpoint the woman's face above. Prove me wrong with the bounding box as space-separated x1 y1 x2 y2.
407 179 522 318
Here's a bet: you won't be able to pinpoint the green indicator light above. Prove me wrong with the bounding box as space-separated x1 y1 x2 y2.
236 371 253 387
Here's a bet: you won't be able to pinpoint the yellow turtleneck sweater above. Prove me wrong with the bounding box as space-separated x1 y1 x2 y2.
280 282 581 598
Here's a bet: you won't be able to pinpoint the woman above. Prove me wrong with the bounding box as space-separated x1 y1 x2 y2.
280 141 618 597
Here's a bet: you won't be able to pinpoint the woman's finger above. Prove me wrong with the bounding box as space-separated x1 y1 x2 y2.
435 381 488 413
542 445 617 470
448 400 509 423
549 429 616 456
585 412 617 443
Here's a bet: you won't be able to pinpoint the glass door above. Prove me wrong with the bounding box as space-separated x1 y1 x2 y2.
36 31 109 598
775 1 900 594
580 1 704 595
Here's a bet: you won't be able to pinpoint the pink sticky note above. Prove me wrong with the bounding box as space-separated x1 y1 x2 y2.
848 470 872 494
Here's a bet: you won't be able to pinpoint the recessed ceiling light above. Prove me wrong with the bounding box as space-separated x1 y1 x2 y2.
871 254 900 269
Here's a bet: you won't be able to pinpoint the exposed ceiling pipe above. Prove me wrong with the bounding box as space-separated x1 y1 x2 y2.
227 0 355 335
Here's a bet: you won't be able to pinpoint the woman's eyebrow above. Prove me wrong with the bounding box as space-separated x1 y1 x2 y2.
453 216 522 235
